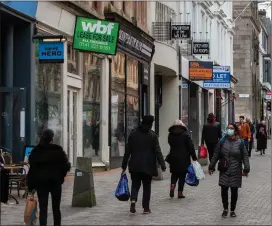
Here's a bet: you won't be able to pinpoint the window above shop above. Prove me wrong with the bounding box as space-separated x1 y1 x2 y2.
67 42 80 76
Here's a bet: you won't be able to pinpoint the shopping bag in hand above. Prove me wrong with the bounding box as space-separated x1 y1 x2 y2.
115 173 130 201
24 193 38 226
185 165 199 186
192 161 205 180
199 145 208 158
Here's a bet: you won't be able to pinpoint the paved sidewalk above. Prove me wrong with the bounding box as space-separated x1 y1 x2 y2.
1 142 271 225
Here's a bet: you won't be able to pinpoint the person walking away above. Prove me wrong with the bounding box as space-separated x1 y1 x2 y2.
167 120 197 199
122 115 166 214
27 129 71 226
208 123 250 218
256 121 268 155
201 113 222 162
246 118 255 157
92 121 100 156
238 116 251 156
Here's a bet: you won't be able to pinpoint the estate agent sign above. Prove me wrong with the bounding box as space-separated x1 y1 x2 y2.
73 17 120 55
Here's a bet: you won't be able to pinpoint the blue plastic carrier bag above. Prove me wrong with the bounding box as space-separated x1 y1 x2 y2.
185 164 199 186
115 173 130 201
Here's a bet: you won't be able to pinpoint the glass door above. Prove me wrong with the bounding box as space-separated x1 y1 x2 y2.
0 88 26 162
67 88 78 166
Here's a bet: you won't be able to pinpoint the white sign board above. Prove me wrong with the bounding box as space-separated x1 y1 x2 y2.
239 94 250 98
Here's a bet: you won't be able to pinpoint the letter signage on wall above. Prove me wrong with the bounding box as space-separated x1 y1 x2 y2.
189 61 213 80
73 17 120 55
203 66 231 89
38 42 64 63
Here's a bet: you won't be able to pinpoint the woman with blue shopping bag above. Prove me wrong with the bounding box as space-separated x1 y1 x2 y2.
121 115 166 214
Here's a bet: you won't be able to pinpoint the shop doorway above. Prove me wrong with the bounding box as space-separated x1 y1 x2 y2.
67 88 79 166
0 88 26 162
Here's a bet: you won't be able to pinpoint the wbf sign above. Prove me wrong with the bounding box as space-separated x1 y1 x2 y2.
203 66 231 89
39 42 64 63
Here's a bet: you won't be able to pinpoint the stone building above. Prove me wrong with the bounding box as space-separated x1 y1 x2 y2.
233 1 261 122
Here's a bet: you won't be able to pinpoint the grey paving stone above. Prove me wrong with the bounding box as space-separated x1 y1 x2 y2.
1 142 271 225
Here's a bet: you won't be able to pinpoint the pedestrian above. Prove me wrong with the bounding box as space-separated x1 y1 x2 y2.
27 129 71 226
256 121 268 155
92 120 100 156
167 120 197 199
201 113 222 162
238 116 251 156
246 118 255 157
208 123 250 218
121 115 166 214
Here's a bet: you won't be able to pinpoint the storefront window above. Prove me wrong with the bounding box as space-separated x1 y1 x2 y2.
82 53 102 159
126 57 139 139
35 41 62 145
111 52 126 157
67 43 79 75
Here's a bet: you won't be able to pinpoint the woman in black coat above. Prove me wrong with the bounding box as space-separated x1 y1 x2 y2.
27 129 71 226
167 120 197 199
256 121 268 155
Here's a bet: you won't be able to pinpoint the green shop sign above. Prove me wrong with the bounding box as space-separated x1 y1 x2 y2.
73 17 120 55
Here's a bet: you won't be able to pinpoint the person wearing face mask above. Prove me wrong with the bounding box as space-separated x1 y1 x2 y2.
256 120 268 155
208 123 250 218
238 116 251 156
201 113 222 162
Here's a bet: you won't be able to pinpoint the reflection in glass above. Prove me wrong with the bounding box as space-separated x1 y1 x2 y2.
112 52 125 92
67 43 79 75
35 41 62 145
82 53 102 160
127 57 138 96
182 85 189 127
111 91 125 157
126 95 139 141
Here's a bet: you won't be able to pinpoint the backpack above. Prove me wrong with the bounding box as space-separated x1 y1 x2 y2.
218 136 245 172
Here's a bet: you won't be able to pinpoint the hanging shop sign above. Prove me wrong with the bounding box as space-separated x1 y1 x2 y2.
192 42 210 55
203 66 231 89
118 27 154 62
38 42 64 63
171 24 191 39
189 61 213 80
73 17 120 55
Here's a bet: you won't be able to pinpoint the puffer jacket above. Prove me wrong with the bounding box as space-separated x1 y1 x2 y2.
208 137 250 188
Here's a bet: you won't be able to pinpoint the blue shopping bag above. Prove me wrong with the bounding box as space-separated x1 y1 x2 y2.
185 165 199 187
115 173 130 201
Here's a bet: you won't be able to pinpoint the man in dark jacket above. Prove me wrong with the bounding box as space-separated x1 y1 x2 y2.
122 115 166 214
201 113 222 161
27 129 71 226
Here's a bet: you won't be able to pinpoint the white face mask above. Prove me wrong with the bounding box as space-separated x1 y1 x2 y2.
227 129 234 136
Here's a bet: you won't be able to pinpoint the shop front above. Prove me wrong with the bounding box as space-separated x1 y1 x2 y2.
105 13 154 169
0 3 36 162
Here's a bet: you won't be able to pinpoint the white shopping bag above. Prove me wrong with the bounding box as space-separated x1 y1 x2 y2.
192 161 205 180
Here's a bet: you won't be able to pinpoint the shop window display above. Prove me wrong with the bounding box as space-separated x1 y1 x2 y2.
82 53 102 159
35 41 62 145
67 43 80 75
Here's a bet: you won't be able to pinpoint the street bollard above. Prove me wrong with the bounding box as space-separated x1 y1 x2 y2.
72 157 96 207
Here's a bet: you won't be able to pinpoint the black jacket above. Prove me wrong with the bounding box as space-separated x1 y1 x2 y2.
201 121 222 144
27 144 71 191
122 125 166 177
168 125 197 174
256 124 267 150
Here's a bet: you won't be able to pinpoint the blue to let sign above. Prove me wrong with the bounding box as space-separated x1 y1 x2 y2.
39 42 64 63
203 66 230 89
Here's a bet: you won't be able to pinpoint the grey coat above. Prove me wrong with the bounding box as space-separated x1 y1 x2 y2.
209 138 250 188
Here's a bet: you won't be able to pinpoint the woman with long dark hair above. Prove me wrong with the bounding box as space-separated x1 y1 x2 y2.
208 123 250 218
27 129 71 226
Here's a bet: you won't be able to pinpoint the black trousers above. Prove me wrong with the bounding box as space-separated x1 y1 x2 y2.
221 186 238 211
248 138 253 156
206 142 217 161
37 185 62 226
0 168 9 203
130 172 152 209
170 172 187 192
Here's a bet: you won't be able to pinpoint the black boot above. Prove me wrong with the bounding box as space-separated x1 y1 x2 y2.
222 209 228 218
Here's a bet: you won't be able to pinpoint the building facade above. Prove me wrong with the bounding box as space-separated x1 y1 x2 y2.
233 1 261 122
